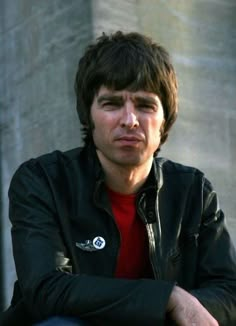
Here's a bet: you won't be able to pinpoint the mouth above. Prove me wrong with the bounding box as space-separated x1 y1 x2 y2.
115 135 144 146
115 134 144 141
117 137 141 141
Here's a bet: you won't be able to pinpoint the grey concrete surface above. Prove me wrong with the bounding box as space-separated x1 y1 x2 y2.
137 0 236 243
1 0 236 310
0 0 93 307
0 0 140 309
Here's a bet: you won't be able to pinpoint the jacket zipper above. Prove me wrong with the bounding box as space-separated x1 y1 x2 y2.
139 192 161 280
146 223 160 279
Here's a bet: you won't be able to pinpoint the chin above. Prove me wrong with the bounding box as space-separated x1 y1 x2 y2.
115 156 144 167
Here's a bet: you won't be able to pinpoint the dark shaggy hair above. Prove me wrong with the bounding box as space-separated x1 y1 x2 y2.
74 31 178 153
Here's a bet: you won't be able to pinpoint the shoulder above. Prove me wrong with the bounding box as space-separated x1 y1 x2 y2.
155 157 204 177
154 157 207 192
154 157 216 196
154 158 216 210
9 147 85 188
26 147 83 169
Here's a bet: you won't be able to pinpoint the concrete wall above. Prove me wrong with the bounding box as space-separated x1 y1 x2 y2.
0 0 139 309
1 0 236 309
137 0 236 244
0 0 93 308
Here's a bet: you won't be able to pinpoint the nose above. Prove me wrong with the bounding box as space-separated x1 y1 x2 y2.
120 104 139 129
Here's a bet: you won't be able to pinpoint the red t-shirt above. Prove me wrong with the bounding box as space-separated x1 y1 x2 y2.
107 188 153 279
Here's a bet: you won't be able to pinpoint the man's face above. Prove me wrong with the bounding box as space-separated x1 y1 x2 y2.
91 86 165 167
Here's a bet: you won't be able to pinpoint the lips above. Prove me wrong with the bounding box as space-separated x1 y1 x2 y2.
114 134 144 146
117 136 142 141
115 134 144 141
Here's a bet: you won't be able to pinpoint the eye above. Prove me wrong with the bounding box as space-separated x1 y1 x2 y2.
102 102 120 110
137 104 156 112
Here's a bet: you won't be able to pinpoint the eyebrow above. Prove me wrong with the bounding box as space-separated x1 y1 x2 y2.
97 94 159 106
134 96 159 106
97 95 123 104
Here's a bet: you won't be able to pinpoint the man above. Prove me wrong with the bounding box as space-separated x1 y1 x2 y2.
1 31 236 325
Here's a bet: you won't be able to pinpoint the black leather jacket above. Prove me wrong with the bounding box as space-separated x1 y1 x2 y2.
1 146 236 325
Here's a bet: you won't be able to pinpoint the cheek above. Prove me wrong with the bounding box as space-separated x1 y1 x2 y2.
92 127 105 149
146 120 164 146
92 110 112 125
92 114 112 142
147 118 164 134
91 115 106 138
95 114 118 135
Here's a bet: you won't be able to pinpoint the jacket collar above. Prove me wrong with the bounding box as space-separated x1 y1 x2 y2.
84 144 165 195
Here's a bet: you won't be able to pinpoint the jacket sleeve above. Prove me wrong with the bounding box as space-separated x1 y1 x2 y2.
8 160 174 326
190 177 236 326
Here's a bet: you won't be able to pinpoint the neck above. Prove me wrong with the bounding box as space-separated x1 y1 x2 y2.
97 151 153 194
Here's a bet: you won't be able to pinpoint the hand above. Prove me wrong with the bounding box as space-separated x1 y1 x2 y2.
166 286 219 326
